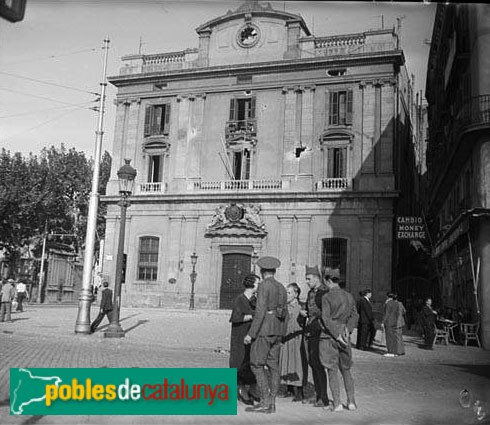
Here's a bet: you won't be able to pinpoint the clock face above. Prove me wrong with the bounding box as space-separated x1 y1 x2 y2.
238 25 259 47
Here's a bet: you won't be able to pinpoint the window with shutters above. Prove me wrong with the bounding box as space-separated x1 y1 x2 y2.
329 89 353 126
327 147 347 178
226 97 257 139
138 237 159 281
144 103 171 137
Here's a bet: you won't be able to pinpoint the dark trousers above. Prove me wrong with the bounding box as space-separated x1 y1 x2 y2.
250 335 282 403
16 292 26 311
90 310 112 332
423 325 435 348
356 322 375 349
307 335 328 404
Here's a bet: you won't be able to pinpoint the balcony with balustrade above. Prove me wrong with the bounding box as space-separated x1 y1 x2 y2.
137 182 167 195
188 178 288 192
315 178 351 191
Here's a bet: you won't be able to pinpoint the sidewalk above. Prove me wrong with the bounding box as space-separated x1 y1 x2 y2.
1 305 489 425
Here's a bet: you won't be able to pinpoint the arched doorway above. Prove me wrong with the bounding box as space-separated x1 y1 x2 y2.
220 252 252 309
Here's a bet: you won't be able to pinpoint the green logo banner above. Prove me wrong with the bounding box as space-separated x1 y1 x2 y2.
10 368 237 416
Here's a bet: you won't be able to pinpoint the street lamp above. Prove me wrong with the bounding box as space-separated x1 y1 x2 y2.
104 159 137 338
189 252 198 310
252 249 259 273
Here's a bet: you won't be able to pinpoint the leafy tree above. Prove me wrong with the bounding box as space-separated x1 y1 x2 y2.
0 145 112 270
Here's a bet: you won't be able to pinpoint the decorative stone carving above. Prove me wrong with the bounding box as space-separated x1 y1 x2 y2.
206 203 266 238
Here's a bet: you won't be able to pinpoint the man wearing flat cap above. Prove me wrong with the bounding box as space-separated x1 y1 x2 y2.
302 265 329 407
244 256 287 414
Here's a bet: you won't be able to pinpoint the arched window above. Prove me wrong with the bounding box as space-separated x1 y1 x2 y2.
138 237 159 281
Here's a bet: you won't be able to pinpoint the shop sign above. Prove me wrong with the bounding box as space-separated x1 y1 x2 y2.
396 216 426 240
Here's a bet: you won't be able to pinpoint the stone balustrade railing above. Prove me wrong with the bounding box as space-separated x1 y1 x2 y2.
138 182 166 194
315 178 351 191
189 179 287 192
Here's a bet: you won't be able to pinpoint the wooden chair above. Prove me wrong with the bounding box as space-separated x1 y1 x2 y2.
460 322 481 347
434 322 449 345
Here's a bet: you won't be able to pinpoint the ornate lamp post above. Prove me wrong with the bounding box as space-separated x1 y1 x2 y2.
104 159 137 338
252 249 259 273
189 252 198 310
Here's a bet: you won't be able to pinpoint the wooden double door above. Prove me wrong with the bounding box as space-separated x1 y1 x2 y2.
220 252 252 310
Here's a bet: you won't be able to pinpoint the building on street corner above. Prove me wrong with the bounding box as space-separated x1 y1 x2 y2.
425 3 490 348
102 1 419 313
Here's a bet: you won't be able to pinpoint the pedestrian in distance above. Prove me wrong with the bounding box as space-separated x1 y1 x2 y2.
15 280 28 312
0 278 17 323
302 265 329 407
356 288 376 351
244 256 288 414
319 275 359 412
420 297 437 350
229 273 260 406
279 282 308 402
90 281 113 333
382 293 406 357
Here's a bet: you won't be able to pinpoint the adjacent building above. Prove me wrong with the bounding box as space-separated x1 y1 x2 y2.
425 4 490 348
102 1 417 311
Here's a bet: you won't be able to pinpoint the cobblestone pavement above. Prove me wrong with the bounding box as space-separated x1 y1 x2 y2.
0 305 489 425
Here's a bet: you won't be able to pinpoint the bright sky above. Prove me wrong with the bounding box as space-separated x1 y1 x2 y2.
0 0 436 157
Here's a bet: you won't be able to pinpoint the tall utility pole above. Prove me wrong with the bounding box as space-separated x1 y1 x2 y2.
75 38 110 334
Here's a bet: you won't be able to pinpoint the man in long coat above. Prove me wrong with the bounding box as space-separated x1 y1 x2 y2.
356 288 375 350
244 256 287 414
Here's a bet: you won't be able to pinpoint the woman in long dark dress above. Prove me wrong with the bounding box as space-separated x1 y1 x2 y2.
229 273 260 405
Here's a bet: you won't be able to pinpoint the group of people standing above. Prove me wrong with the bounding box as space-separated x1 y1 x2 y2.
229 258 359 414
0 278 29 322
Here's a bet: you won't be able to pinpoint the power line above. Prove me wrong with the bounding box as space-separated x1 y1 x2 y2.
0 102 96 119
0 71 98 95
2 47 98 66
2 107 87 142
0 87 99 109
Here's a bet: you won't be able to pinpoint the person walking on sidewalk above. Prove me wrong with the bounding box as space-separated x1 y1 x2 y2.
303 265 329 407
0 279 17 323
356 288 375 351
15 280 28 312
320 275 359 412
90 281 113 333
244 256 288 414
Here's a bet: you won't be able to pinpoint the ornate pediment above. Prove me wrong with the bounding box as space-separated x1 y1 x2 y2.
205 203 267 238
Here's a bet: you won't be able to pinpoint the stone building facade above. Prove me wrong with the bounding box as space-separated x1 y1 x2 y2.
425 3 490 348
103 1 416 310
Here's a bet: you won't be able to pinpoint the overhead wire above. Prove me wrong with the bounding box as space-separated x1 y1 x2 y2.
0 71 98 95
0 102 96 119
0 87 99 109
1 47 98 66
2 107 90 142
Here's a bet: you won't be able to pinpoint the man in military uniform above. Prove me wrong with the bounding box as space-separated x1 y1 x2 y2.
244 256 287 414
302 265 329 407
320 275 359 412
